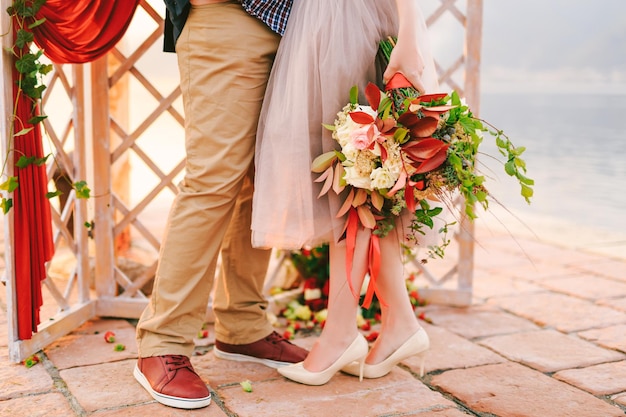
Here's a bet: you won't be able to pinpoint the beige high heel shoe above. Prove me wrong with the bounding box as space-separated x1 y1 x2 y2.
342 328 429 379
277 333 368 385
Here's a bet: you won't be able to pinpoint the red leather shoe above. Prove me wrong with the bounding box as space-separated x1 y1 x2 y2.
134 355 211 409
214 331 308 368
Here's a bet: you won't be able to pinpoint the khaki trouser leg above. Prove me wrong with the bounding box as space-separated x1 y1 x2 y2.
136 3 279 357
214 168 273 344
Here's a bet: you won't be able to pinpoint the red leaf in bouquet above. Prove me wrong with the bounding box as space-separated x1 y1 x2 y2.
415 93 447 103
388 171 407 196
385 72 413 91
314 166 334 198
357 205 376 229
409 117 439 138
349 111 375 125
397 112 421 129
405 182 416 213
332 163 345 195
403 138 447 161
352 188 368 207
413 146 449 174
337 188 355 218
365 82 381 111
371 190 384 211
424 105 456 113
380 117 396 133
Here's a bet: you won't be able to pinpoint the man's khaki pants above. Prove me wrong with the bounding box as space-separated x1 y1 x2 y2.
136 2 280 357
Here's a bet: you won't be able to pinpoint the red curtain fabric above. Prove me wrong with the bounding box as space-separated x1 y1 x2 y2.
32 0 141 64
12 0 140 340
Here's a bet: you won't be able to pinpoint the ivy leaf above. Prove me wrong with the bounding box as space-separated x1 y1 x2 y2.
16 155 36 168
14 127 33 137
46 190 62 199
1 198 13 214
15 29 34 49
28 18 47 30
27 115 47 125
73 181 91 199
0 177 19 193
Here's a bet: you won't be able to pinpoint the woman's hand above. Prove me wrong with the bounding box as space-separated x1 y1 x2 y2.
385 0 426 93
383 36 426 93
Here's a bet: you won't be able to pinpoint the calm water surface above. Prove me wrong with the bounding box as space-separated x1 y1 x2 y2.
478 93 626 241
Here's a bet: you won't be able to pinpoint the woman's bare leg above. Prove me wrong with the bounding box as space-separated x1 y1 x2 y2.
302 229 370 372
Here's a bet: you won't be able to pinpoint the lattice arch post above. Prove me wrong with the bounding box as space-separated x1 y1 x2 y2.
407 0 483 306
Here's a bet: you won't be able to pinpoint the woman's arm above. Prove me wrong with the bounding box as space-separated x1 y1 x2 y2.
383 0 427 93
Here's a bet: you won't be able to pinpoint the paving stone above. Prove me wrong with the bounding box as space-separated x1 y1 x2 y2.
598 297 626 313
479 236 607 266
0 392 74 417
60 359 152 413
192 350 282 388
191 336 312 387
217 367 453 417
537 275 626 301
423 305 539 339
92 402 228 416
554 360 626 396
431 362 624 417
414 409 475 416
578 324 626 353
611 392 626 407
571 259 626 282
487 291 626 332
0 311 7 348
494 261 581 283
404 323 505 374
0 353 53 400
71 317 135 335
474 245 533 270
479 329 624 373
472 270 545 300
45 326 137 370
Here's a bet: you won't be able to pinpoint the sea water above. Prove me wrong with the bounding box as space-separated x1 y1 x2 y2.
476 92 626 257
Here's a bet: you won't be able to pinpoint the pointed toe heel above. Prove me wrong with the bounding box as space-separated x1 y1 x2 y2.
342 328 430 379
277 333 368 385
278 334 368 386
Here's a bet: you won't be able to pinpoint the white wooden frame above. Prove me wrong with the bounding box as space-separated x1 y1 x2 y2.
2 0 483 362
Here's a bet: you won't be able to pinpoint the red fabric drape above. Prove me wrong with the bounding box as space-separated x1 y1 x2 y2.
32 0 141 64
12 0 140 339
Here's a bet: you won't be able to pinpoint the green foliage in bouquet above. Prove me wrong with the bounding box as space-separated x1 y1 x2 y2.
312 37 533 261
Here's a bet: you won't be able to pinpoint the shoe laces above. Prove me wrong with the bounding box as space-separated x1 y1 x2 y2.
266 331 291 345
165 355 192 372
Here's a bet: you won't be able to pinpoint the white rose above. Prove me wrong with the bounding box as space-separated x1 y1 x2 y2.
344 166 373 190
370 167 397 190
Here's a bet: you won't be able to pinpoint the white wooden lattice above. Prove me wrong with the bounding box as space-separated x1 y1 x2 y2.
1 0 483 362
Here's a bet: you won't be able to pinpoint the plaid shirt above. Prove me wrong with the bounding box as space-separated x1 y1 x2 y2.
241 0 292 35
163 0 292 52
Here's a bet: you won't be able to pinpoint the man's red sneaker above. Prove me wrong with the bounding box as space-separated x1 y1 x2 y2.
214 331 308 368
134 355 211 409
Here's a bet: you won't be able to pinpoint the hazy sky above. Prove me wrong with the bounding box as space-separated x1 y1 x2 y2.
480 0 626 93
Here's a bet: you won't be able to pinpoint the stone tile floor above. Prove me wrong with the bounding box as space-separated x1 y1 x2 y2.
2 226 626 416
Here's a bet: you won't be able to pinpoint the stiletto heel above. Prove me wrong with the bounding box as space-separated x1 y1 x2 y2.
416 351 426 377
342 328 430 379
358 356 365 382
278 333 368 386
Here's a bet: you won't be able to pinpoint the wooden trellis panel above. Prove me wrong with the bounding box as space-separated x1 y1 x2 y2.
2 0 483 362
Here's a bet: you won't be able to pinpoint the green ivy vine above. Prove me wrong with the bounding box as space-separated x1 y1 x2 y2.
1 0 90 215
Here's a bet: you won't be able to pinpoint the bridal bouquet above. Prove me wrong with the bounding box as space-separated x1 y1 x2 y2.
311 40 533 307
